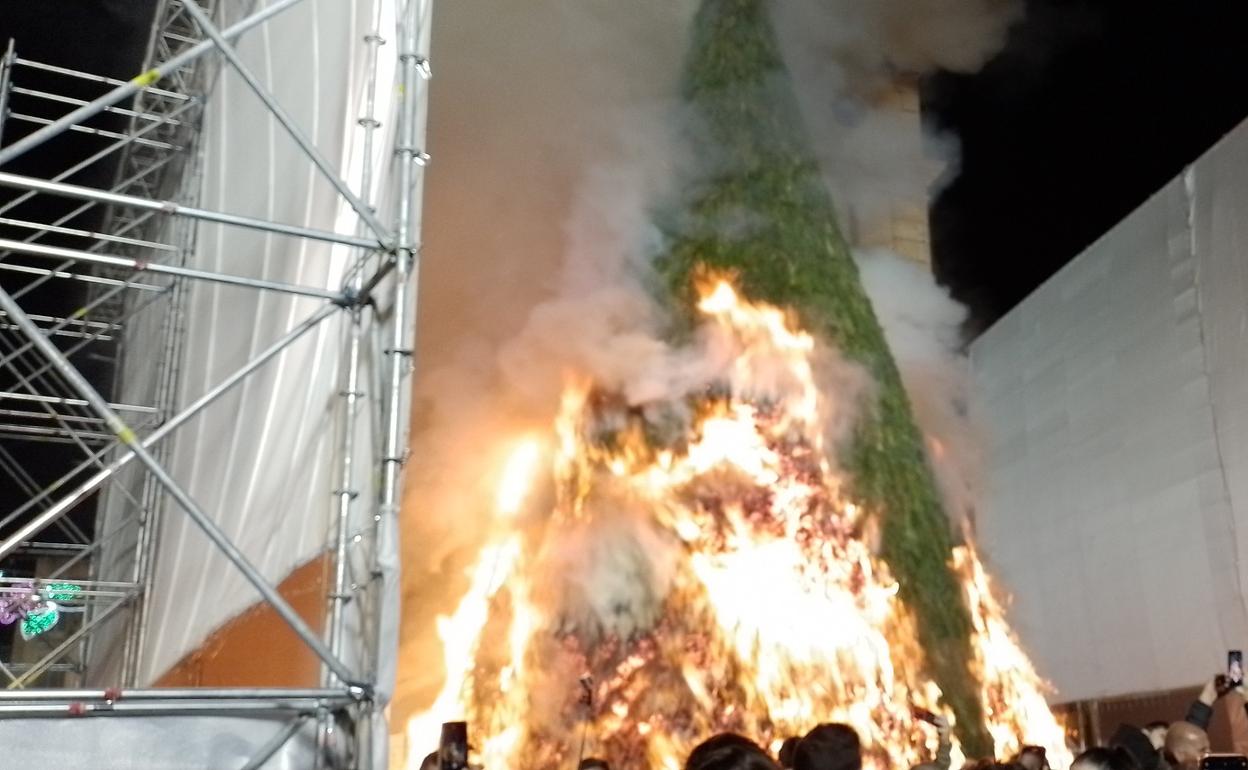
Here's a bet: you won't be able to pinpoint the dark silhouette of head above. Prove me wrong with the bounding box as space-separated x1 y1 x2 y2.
1071 746 1141 770
794 724 862 770
1016 746 1050 770
419 752 439 770
960 759 1030 770
579 760 611 770
779 737 801 769
1110 724 1160 770
686 733 780 770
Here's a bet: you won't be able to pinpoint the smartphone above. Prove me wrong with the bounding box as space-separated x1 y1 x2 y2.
1199 755 1248 770
439 721 469 770
1230 650 1244 688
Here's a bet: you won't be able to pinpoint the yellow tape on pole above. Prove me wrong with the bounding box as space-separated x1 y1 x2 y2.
130 69 162 87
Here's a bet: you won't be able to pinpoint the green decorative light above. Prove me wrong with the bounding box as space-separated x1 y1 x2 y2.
20 606 58 640
44 583 80 602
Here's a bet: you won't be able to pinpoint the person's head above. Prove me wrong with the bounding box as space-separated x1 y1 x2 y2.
686 733 780 770
779 737 801 769
580 760 611 770
962 762 1024 770
1017 746 1050 770
1071 747 1140 770
1164 722 1210 770
794 723 862 770
1110 724 1160 770
419 752 439 770
1143 722 1169 752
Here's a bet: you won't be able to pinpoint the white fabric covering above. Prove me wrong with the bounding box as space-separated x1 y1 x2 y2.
970 118 1248 702
0 714 322 769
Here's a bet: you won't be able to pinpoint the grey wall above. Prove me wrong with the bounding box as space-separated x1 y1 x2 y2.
970 119 1248 702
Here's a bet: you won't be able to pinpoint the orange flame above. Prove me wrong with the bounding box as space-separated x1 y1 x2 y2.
497 438 543 517
406 279 1068 770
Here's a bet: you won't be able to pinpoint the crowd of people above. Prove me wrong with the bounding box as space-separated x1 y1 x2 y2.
654 674 1248 770
416 675 1248 770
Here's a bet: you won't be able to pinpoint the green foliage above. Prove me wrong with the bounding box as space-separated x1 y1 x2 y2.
656 0 991 753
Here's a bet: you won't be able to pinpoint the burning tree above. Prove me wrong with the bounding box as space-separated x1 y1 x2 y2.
656 0 992 754
405 1 1072 767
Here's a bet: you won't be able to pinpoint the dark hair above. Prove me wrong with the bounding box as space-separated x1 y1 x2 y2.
1110 724 1160 770
779 737 801 768
580 760 611 770
687 733 780 770
1073 747 1141 770
794 724 862 770
963 761 1027 770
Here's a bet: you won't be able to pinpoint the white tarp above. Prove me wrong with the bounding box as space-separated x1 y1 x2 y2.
100 0 415 700
970 118 1248 702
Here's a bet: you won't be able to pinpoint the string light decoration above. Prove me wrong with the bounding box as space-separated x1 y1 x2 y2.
0 575 83 640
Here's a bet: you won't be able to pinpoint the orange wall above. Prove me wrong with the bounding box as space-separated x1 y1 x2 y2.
155 553 329 687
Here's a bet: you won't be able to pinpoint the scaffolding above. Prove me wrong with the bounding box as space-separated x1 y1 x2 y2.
0 0 426 766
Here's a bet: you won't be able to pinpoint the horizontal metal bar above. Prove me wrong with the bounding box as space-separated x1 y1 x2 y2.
0 664 76 674
13 541 89 555
0 687 358 702
0 409 112 424
0 424 112 442
0 586 132 600
0 391 156 414
8 113 179 151
13 58 190 101
10 86 184 126
0 701 345 718
0 328 110 341
0 172 383 251
0 262 165 292
0 322 115 342
0 577 138 588
0 215 178 251
0 237 344 300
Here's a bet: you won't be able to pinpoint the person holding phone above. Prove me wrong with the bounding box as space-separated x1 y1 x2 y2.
909 710 952 770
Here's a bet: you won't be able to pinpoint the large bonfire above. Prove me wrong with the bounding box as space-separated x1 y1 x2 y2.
406 280 1069 770
408 0 1069 767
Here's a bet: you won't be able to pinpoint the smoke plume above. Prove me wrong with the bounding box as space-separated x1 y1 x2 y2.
772 0 1022 235
856 248 981 530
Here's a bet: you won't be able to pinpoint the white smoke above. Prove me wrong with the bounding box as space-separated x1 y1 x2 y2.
856 248 980 530
771 0 1022 234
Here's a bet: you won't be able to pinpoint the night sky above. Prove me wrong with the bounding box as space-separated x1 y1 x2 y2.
925 0 1248 335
